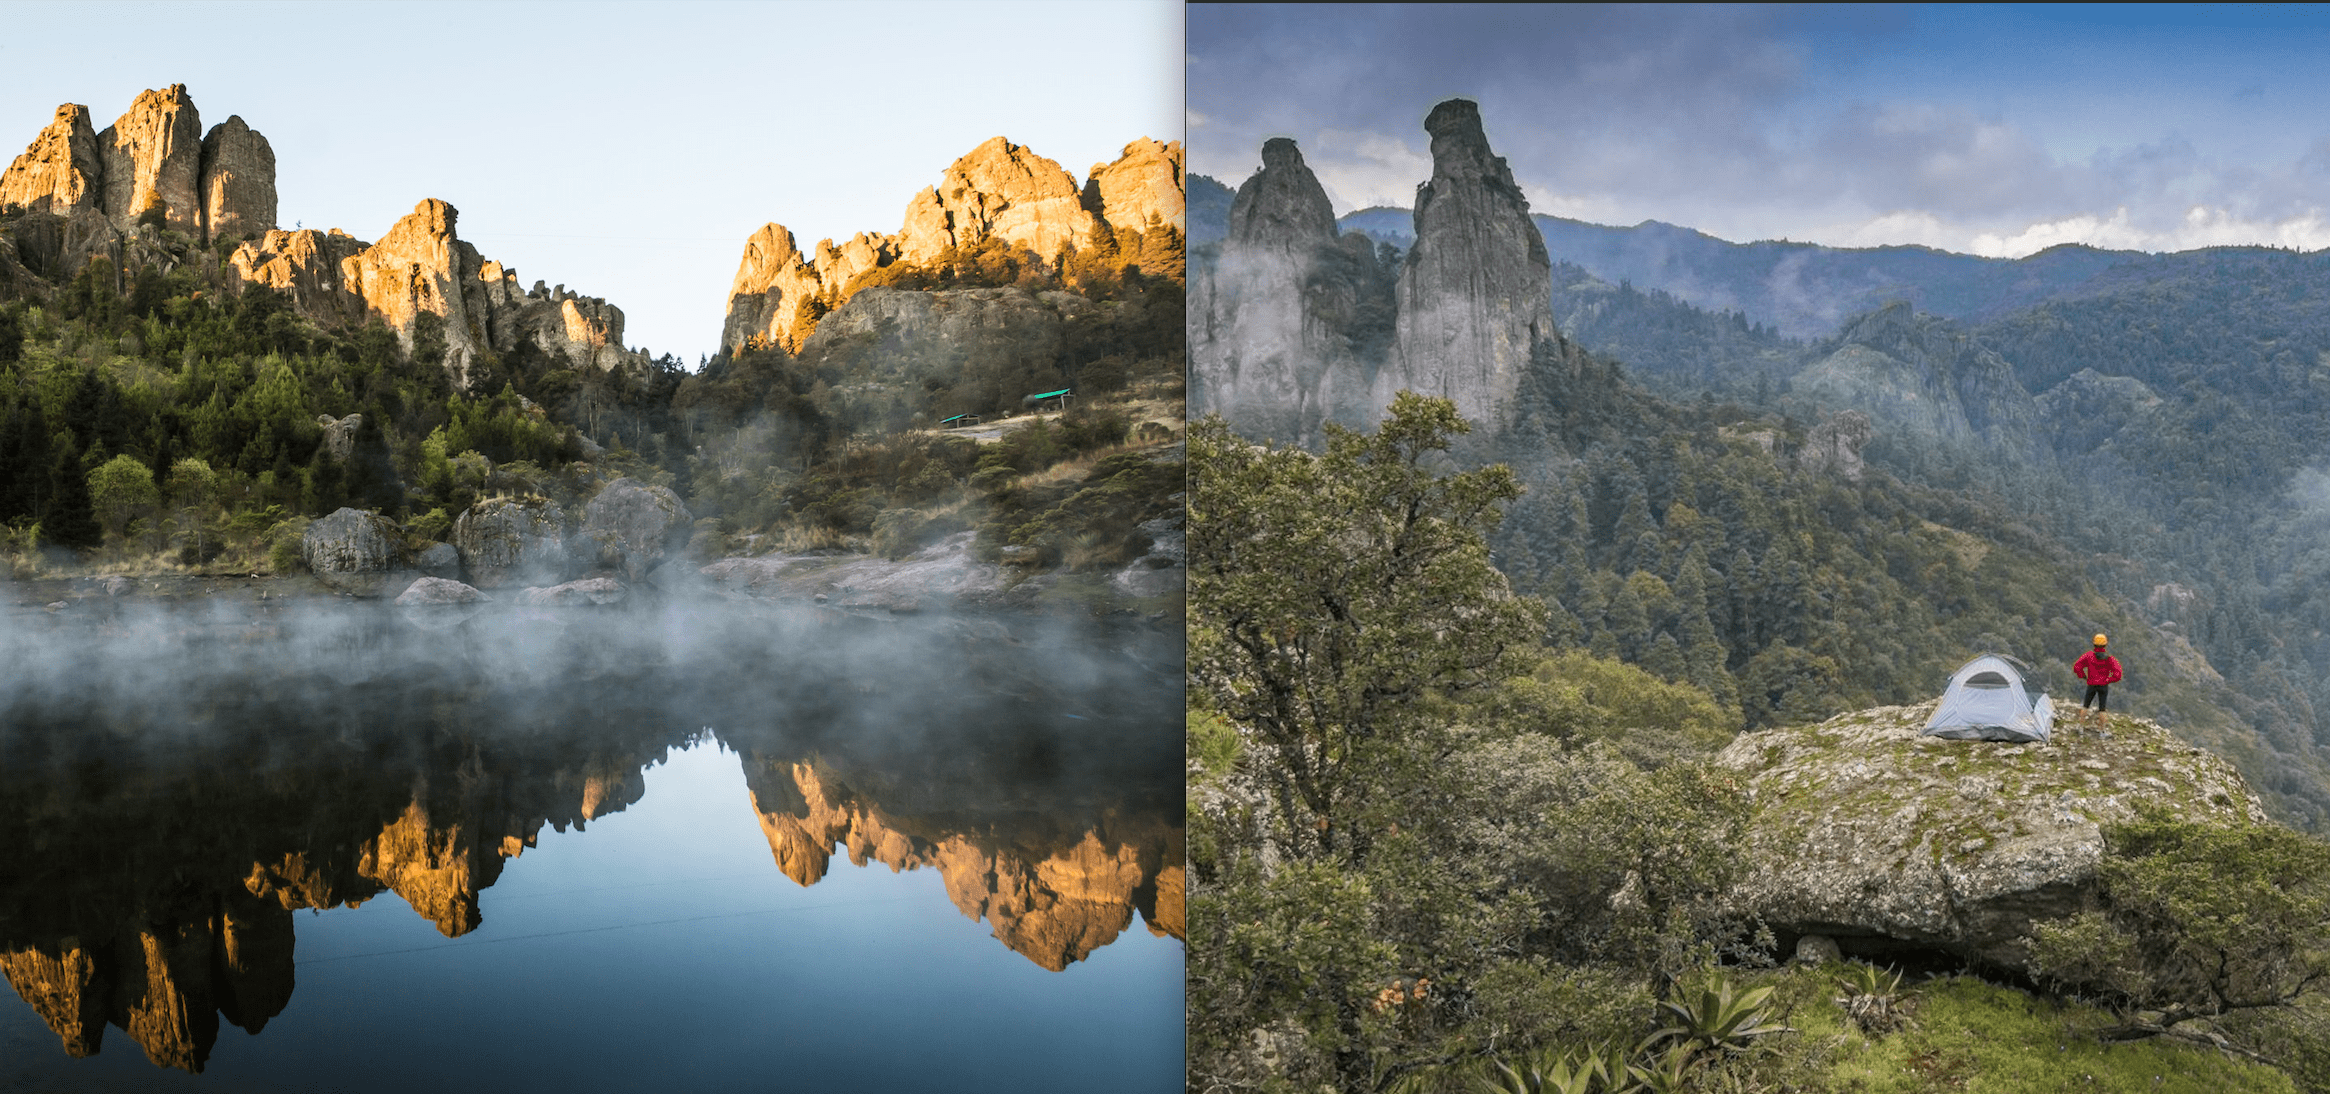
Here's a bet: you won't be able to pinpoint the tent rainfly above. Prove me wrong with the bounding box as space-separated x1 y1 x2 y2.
1923 653 2054 743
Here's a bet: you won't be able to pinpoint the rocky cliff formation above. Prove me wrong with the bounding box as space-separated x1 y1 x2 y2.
0 105 104 218
1 86 643 386
1791 301 2042 456
98 84 204 235
226 199 642 388
1193 99 1553 441
745 757 1184 971
196 115 275 245
722 136 1181 355
1088 138 1185 233
1381 98 1556 426
1 85 278 246
1187 138 1379 444
1719 703 2264 975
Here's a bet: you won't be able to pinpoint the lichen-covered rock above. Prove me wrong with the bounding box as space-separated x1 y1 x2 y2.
1382 98 1553 429
1718 703 2266 974
578 478 691 582
300 507 401 596
513 577 627 607
452 496 568 588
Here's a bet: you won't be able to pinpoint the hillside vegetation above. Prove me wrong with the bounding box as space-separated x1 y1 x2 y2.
0 220 1183 583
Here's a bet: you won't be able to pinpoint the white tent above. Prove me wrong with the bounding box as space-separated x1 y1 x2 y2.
1922 653 2053 743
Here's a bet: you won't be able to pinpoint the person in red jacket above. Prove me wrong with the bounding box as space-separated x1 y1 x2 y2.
2073 633 2122 729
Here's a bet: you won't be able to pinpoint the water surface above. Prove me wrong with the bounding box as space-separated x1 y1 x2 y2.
0 591 1183 1092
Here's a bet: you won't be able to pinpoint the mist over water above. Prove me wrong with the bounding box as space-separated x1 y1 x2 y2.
0 589 1183 1090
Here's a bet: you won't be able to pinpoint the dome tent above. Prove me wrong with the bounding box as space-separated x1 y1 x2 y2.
1923 653 2054 743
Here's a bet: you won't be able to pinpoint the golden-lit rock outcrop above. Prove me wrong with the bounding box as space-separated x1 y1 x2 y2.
0 105 104 218
721 135 1184 355
97 84 204 235
745 757 1184 971
1086 138 1185 234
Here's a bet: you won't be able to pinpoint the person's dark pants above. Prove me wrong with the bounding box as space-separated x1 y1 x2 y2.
2083 684 2109 711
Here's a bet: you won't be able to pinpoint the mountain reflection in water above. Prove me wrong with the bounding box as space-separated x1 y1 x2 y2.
0 593 1182 1080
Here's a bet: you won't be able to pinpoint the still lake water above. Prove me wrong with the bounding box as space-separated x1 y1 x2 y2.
0 590 1184 1092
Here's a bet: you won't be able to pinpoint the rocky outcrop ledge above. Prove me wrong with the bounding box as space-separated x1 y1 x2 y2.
1718 703 2265 974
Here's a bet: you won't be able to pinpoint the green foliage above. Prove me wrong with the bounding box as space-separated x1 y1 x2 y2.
2031 813 2330 1029
1190 393 1546 863
86 452 159 545
1648 978 1784 1052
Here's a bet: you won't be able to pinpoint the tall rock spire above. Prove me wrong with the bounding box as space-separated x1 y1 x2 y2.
1382 98 1554 427
1189 137 1380 444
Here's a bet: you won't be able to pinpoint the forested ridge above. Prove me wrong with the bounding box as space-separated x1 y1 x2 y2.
0 216 1185 577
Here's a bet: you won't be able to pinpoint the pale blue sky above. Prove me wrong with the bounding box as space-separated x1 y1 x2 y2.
1189 4 2330 257
0 0 1183 365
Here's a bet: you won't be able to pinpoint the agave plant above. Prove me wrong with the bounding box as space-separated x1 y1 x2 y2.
1649 977 1788 1052
1472 1043 1636 1094
1834 961 1909 1034
1624 1042 1700 1094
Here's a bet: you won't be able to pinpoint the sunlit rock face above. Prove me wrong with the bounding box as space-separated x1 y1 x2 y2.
1088 138 1185 234
97 84 205 235
338 198 489 385
228 228 370 320
722 224 896 354
1382 98 1554 428
719 134 1182 356
0 105 105 217
897 137 1100 266
197 115 275 245
744 758 1186 971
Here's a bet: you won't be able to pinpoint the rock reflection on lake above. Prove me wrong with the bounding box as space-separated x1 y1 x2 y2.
0 589 1183 1091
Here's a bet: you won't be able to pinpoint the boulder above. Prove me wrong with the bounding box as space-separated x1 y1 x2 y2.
414 542 459 578
452 496 568 589
577 478 691 582
512 578 627 607
317 412 361 462
1718 703 2266 975
395 576 488 606
300 507 401 596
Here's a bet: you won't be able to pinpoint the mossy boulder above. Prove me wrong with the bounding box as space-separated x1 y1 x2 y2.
1717 702 2263 974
